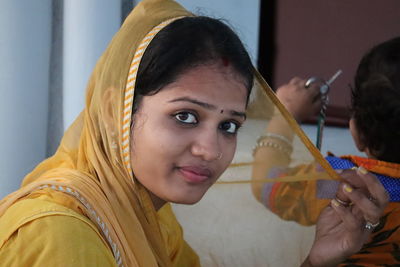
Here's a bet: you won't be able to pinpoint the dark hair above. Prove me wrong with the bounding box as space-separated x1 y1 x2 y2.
133 16 254 113
351 37 400 163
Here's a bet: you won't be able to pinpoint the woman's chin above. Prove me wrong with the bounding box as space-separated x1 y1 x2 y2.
168 192 206 205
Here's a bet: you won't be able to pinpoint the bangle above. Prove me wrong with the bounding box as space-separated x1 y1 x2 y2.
252 140 292 157
256 133 292 147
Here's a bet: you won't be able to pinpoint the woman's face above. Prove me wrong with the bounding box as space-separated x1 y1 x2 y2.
130 63 248 209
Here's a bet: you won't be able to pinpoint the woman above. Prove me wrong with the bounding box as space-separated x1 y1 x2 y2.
252 37 400 265
0 0 388 266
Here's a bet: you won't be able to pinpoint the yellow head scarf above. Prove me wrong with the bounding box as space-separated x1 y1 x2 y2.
0 1 195 266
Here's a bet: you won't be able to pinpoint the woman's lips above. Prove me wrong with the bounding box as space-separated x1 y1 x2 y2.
178 166 212 183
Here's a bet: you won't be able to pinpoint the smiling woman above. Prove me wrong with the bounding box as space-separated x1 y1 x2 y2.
0 0 389 266
131 64 248 208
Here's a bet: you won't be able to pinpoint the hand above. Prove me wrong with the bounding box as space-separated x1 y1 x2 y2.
306 167 389 267
276 77 322 122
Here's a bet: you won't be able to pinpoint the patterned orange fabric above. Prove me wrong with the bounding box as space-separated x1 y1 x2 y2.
340 156 400 266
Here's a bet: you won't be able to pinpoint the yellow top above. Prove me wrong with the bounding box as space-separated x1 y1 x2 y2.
0 189 198 267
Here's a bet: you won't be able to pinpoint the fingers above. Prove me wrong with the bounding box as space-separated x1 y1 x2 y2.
339 167 389 210
339 168 369 187
277 76 325 121
303 79 322 105
288 77 327 102
312 91 322 104
330 199 361 231
287 77 320 97
341 182 382 225
289 76 303 85
355 167 390 210
334 167 389 230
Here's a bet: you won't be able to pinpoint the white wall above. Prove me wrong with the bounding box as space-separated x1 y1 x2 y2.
0 0 121 199
63 0 121 129
0 0 52 198
302 125 362 157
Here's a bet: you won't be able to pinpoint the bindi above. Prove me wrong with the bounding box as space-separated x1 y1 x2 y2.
220 109 224 114
221 57 230 67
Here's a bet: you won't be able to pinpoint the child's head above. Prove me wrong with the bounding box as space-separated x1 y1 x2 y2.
350 37 400 163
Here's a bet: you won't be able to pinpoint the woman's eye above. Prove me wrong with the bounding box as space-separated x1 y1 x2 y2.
174 112 198 124
219 121 240 134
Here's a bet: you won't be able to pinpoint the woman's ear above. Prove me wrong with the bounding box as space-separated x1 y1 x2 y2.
349 118 366 152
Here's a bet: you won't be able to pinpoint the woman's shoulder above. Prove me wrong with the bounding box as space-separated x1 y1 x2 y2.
0 196 116 266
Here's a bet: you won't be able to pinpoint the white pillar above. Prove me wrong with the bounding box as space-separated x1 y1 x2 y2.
63 0 121 129
0 0 52 198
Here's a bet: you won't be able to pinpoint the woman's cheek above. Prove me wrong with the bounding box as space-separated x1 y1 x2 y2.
225 136 237 158
219 138 237 170
159 127 193 153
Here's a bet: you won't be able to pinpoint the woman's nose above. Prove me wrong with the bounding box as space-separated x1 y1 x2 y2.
190 129 221 162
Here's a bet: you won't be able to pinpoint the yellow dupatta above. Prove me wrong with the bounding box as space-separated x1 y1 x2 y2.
0 1 194 266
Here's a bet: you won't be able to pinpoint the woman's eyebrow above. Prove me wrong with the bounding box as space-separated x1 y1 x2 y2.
169 97 215 109
231 111 247 120
169 97 246 119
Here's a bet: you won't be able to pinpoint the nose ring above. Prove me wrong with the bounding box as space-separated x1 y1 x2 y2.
217 152 223 160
